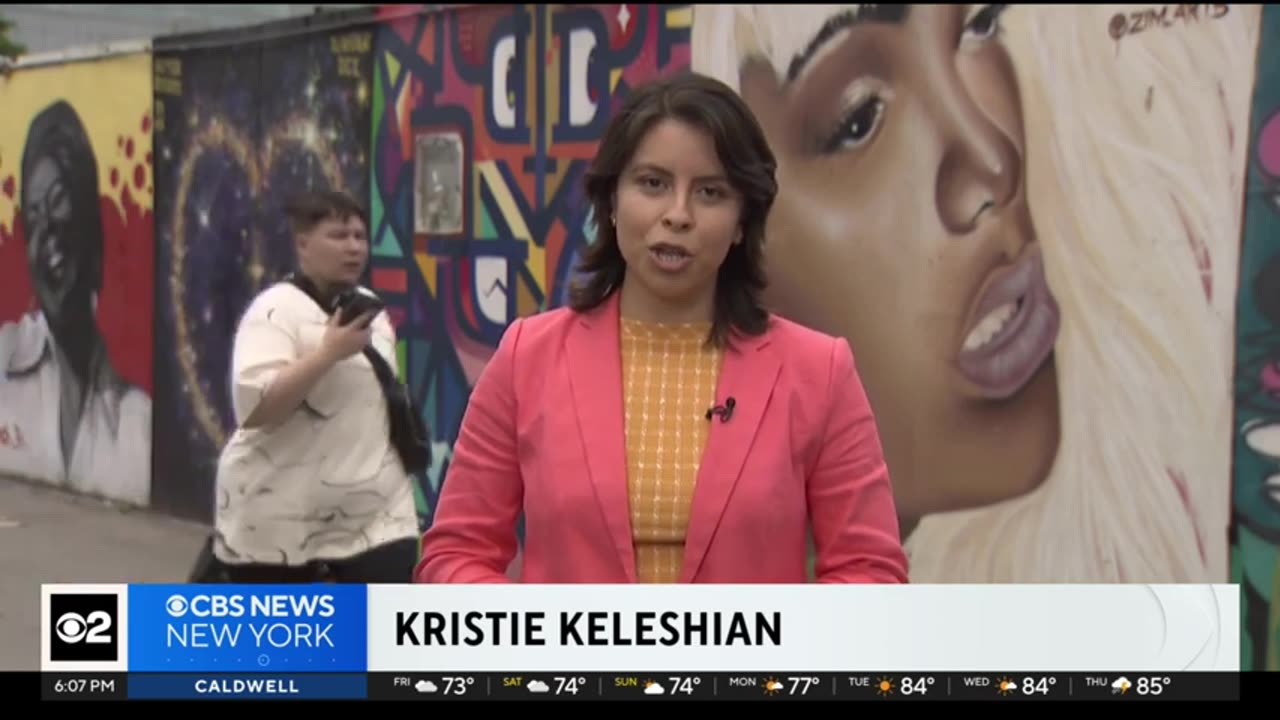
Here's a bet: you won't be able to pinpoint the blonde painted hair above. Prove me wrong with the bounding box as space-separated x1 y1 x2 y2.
692 3 1261 583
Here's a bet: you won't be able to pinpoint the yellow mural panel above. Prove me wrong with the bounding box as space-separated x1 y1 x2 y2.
0 51 155 226
0 50 155 507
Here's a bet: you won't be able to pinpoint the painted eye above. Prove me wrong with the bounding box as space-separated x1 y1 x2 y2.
823 94 885 154
963 4 1008 42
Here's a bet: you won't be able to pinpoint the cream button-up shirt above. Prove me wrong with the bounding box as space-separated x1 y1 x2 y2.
0 312 152 506
213 282 419 566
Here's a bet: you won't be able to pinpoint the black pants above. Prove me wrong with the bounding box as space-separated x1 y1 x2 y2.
211 538 420 584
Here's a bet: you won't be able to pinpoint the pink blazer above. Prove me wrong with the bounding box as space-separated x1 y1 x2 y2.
416 293 908 584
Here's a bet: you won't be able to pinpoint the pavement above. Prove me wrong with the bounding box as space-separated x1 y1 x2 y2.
0 476 209 671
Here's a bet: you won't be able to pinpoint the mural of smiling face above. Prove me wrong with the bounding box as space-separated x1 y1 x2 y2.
21 101 104 341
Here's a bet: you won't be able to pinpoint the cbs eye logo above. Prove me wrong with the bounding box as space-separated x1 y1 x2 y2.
165 595 188 617
49 593 118 662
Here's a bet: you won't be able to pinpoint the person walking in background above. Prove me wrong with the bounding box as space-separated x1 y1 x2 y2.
211 190 420 583
418 73 908 584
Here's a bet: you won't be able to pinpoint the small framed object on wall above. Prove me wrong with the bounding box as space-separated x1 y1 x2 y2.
413 131 464 236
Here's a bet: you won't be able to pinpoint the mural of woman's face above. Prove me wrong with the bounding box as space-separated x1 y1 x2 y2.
738 4 1061 524
22 154 85 327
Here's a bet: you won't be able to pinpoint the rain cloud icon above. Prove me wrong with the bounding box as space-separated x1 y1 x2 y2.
1111 677 1131 695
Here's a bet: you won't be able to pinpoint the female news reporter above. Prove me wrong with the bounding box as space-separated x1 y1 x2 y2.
418 73 908 584
211 191 421 583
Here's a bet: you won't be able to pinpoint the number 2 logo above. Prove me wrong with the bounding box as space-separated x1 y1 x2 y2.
54 610 113 644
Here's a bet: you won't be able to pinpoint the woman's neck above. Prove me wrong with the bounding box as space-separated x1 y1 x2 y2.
617 279 715 326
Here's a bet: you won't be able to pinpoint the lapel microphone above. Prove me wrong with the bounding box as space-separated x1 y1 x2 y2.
705 397 736 423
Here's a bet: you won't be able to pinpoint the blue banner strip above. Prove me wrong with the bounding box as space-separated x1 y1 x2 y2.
127 673 367 700
127 585 368 673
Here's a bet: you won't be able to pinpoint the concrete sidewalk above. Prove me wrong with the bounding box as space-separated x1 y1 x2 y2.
0 476 208 671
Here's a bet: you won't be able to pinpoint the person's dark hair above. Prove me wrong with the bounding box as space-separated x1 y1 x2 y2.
284 190 368 237
21 100 104 294
571 71 778 347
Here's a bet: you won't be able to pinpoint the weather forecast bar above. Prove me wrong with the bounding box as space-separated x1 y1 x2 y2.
33 671 1239 701
362 672 1238 701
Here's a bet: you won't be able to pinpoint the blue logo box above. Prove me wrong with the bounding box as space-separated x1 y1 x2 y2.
128 585 367 673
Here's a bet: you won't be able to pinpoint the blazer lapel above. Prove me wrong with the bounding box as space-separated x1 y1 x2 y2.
680 329 781 582
564 296 636 581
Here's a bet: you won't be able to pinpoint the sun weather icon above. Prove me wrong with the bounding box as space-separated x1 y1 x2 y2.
877 677 896 696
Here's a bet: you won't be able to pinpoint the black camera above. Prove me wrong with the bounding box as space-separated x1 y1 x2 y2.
332 286 385 327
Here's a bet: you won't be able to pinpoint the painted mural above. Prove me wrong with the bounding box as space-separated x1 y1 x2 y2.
1232 2 1280 672
369 3 691 524
0 1 1272 668
150 26 375 520
690 3 1255 588
0 51 154 507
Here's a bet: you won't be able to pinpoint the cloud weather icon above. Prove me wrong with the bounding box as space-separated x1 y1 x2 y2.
415 680 438 693
527 680 550 693
644 681 665 695
1111 677 1131 695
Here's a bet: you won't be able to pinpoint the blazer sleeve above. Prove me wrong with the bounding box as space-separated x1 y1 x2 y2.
415 317 526 583
807 338 910 584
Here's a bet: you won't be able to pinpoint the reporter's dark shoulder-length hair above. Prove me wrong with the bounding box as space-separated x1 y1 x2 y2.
569 71 779 348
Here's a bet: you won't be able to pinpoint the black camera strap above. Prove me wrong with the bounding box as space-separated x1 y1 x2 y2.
283 273 431 474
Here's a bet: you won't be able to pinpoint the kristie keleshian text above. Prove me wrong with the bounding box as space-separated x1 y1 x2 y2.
395 610 783 647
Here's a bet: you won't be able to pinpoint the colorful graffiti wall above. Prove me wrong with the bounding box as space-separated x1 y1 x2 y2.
1232 3 1280 672
149 21 376 520
0 50 155 507
1 2 1275 669
368 3 691 522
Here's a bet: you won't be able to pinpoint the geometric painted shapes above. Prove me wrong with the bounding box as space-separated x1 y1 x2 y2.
370 169 386 227
409 338 429 391
385 51 402 87
372 212 403 258
396 178 415 237
477 161 532 240
666 5 692 28
491 35 518 130
478 201 497 239
415 250 438 297
567 28 598 125
517 269 540 317
372 65 386 151
386 305 407 331
525 241 545 295
372 267 407 293
396 339 408 382
474 256 508 324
